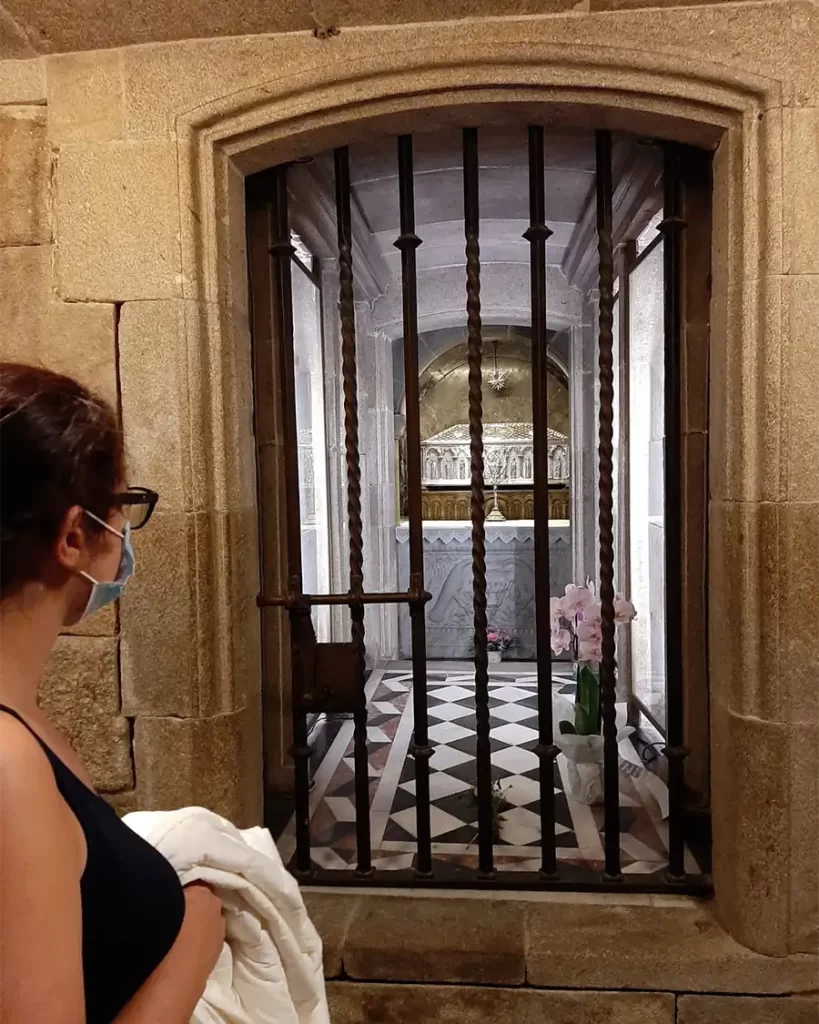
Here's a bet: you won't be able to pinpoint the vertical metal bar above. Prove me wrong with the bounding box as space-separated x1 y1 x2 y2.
524 125 559 879
595 130 622 881
463 127 494 880
268 166 313 877
246 175 276 834
395 135 434 878
617 240 636 709
660 142 689 881
334 145 373 878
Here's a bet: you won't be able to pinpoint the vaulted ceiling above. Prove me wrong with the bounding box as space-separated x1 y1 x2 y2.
290 126 661 298
347 128 597 275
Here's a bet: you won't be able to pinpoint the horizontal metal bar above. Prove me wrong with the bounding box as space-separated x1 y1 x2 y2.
629 230 663 272
291 251 321 288
257 589 431 608
631 695 668 739
296 869 713 896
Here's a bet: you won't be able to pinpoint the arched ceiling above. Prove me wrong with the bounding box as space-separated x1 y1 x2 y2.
417 336 570 441
348 127 596 275
290 126 661 306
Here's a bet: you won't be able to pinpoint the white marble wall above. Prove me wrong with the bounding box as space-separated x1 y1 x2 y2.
628 243 666 727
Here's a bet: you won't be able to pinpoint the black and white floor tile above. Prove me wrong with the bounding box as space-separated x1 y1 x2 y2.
277 661 691 877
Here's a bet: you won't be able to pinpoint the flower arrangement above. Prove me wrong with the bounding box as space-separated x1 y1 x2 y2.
550 582 636 737
486 628 515 654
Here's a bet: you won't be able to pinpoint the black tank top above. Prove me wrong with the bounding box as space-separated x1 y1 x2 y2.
0 705 186 1024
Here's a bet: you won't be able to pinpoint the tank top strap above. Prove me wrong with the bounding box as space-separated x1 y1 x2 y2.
0 703 71 777
0 703 48 745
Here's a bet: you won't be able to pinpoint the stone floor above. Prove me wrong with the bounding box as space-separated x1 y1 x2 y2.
277 661 690 878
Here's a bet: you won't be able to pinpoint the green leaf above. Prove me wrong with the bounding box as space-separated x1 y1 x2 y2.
574 664 601 735
558 720 577 735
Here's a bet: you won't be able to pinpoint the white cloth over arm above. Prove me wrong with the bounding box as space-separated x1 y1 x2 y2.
124 807 329 1024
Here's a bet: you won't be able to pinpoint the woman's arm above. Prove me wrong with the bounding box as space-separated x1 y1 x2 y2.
0 718 87 1024
0 718 224 1024
112 883 225 1024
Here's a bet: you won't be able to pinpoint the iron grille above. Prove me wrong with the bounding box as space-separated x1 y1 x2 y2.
247 126 711 895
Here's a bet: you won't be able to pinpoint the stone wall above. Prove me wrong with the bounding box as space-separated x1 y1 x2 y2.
307 891 818 1022
0 68 135 799
1 0 817 962
0 55 263 824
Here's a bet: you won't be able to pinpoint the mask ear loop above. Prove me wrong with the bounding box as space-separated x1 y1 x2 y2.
80 511 126 584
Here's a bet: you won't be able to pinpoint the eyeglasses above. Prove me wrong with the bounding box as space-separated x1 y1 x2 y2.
114 487 159 530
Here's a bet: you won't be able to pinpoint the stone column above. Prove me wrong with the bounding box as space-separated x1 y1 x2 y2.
569 300 598 588
321 261 350 642
352 301 397 664
320 268 398 661
708 114 819 956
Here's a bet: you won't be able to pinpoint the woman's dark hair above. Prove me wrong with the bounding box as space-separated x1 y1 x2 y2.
0 363 125 598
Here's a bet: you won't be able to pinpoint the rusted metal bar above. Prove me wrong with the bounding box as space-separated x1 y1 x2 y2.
463 127 494 880
297 867 712 894
595 129 622 882
524 125 559 879
334 145 372 878
660 142 689 882
617 239 636 711
263 165 313 878
258 589 428 608
395 134 434 878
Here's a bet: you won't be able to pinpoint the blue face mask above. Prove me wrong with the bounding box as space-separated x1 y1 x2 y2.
79 513 135 619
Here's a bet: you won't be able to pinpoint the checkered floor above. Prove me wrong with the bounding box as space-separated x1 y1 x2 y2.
277 661 684 877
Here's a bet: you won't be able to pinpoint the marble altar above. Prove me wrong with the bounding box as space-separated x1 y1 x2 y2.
396 520 572 660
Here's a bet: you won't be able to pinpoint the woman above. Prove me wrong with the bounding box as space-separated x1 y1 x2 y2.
0 364 226 1023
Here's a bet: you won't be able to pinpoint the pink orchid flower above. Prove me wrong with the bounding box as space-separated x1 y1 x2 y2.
614 594 637 624
549 596 564 628
562 584 594 619
550 627 572 655
578 636 603 663
576 620 602 643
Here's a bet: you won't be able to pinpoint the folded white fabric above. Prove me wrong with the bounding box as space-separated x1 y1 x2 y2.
124 807 329 1024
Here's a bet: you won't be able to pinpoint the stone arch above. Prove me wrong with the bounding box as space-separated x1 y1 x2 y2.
104 9 816 956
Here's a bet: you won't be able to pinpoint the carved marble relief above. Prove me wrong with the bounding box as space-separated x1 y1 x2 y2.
420 422 570 488
396 522 572 659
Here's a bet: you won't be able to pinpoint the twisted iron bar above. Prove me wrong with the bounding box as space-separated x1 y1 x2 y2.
463 127 494 880
595 129 622 881
334 145 372 878
395 134 434 878
524 124 560 880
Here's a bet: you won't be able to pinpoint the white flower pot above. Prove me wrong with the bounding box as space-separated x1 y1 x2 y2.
556 734 605 804
552 693 635 805
488 650 503 665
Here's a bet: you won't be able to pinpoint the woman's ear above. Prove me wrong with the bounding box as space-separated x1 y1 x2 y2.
53 506 90 574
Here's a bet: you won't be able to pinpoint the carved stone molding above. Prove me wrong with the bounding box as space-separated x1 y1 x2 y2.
420 487 570 522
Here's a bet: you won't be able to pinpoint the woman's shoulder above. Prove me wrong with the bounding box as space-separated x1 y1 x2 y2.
0 708 60 802
0 714 86 873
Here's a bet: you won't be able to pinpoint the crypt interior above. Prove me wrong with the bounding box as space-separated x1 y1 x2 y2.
267 126 700 878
